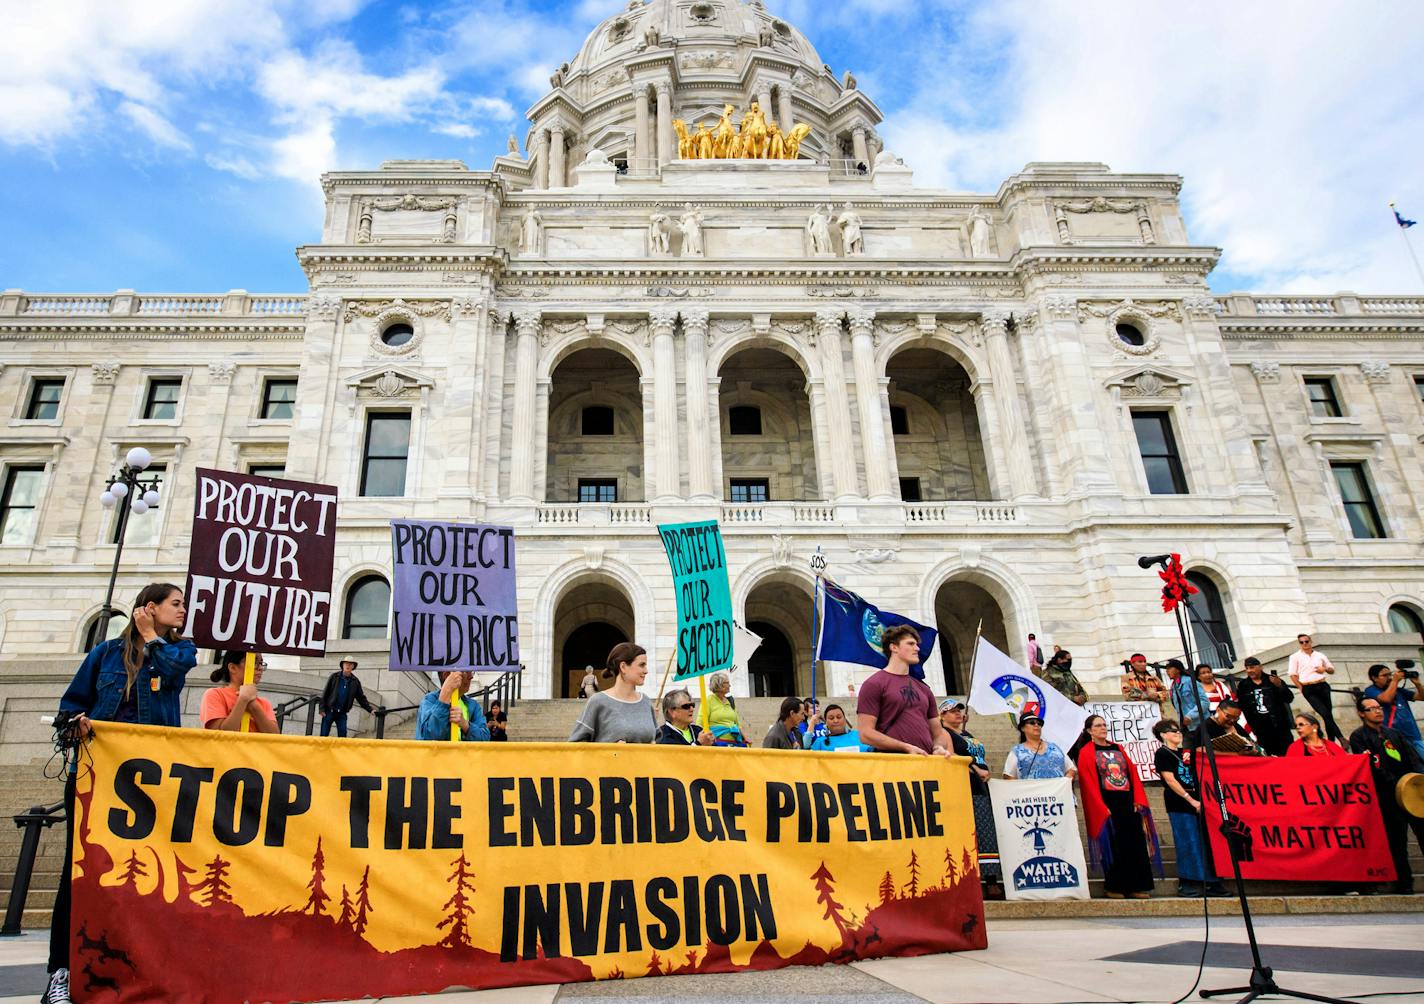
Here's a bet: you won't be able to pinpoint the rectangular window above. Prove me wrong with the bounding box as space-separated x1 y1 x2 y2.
577 478 618 503
1331 461 1386 539
728 406 762 436
143 378 183 420
115 465 166 546
247 464 286 479
24 378 65 421
0 465 44 545
1414 375 1424 403
1304 377 1342 418
1132 411 1188 494
899 477 922 502
581 406 615 436
360 413 411 497
890 405 910 436
729 478 770 503
261 378 298 420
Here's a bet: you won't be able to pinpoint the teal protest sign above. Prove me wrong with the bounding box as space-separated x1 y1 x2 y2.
657 520 734 682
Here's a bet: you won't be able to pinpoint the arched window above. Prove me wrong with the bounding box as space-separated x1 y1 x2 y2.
343 575 391 640
81 610 126 652
1185 572 1235 668
1388 603 1424 635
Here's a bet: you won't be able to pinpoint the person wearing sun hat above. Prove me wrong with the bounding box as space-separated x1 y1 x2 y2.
939 697 1002 893
320 657 375 738
1003 710 1075 780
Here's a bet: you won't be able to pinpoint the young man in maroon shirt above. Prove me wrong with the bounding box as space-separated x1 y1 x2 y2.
856 624 952 756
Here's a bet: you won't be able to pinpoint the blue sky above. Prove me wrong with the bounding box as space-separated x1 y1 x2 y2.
3 0 1423 295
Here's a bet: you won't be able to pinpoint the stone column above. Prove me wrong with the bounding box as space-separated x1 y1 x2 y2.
1038 296 1115 492
758 86 774 125
286 296 341 483
650 310 682 501
534 129 550 189
656 83 674 166
508 311 541 501
851 126 870 166
479 309 509 505
633 86 651 169
777 86 794 135
446 295 489 504
681 310 716 499
815 310 861 500
848 310 894 500
548 125 567 189
982 310 1037 499
708 376 725 498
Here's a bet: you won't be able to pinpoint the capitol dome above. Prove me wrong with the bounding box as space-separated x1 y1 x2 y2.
517 0 884 187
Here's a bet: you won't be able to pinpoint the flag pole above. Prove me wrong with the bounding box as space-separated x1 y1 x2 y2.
809 545 826 701
962 619 983 704
654 647 678 712
1390 202 1424 289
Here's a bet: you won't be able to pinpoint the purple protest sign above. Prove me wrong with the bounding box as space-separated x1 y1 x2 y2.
389 519 520 672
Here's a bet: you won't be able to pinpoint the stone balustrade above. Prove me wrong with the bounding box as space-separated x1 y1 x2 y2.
1215 293 1424 317
2 289 307 318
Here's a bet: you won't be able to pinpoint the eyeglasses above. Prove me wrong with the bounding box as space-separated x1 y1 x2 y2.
1162 726 1181 733
676 703 695 711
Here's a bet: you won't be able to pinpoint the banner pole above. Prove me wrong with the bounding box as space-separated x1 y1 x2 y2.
239 652 256 733
699 674 710 733
654 647 677 711
963 618 983 700
810 576 821 701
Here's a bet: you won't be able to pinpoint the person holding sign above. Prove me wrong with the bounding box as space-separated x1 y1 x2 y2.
568 643 658 743
655 689 714 745
417 671 490 742
201 650 278 733
45 583 197 1004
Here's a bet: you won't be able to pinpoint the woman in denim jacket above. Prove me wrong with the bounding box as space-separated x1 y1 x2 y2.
43 583 196 1004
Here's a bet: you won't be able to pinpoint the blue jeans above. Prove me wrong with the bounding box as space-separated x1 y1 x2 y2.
321 711 347 737
1168 811 1207 883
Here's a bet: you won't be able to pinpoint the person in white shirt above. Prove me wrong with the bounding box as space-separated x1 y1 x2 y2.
1287 633 1343 743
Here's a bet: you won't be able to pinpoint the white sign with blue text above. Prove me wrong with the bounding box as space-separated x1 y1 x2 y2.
988 778 1090 901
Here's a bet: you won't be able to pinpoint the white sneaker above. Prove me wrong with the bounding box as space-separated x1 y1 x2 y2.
41 968 72 1004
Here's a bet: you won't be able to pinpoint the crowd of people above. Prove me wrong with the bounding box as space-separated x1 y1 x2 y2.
34 581 1424 1004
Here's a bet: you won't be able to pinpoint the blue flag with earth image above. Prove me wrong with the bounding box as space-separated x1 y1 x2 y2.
815 579 937 680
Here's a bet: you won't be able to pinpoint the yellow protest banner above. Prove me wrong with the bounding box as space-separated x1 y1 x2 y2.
69 724 985 1002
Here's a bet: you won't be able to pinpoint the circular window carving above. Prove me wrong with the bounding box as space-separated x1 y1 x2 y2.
381 322 414 347
1105 309 1160 356
689 2 715 22
773 19 791 37
1115 322 1145 347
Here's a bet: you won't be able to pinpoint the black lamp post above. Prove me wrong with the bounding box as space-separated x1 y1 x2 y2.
96 446 163 636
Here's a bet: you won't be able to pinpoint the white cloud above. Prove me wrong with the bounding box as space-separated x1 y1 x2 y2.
435 123 481 139
119 101 192 151
876 1 1424 293
205 151 262 179
257 41 446 123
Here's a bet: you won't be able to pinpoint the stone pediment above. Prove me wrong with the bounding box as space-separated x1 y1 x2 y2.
345 365 434 403
1103 364 1193 400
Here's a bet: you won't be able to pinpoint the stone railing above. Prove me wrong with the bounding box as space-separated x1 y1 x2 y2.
535 503 651 525
904 502 1021 525
4 290 308 318
1215 294 1424 318
720 503 836 525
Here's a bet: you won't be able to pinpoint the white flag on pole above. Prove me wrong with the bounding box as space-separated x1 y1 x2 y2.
967 637 1083 751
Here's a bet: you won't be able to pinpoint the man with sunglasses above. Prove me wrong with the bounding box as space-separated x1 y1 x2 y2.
201 650 279 733
1288 634 1343 743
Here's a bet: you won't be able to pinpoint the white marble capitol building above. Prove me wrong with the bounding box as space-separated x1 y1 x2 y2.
2 0 1423 724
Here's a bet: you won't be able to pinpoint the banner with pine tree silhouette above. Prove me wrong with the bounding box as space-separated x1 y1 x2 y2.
69 723 985 1002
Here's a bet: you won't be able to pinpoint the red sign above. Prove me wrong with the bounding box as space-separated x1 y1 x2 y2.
185 468 339 657
1200 755 1395 884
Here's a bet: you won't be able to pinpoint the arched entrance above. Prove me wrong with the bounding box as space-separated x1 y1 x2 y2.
1185 571 1236 668
886 347 991 501
744 573 818 696
718 347 821 501
554 577 635 698
546 348 644 503
746 620 795 696
933 580 1009 694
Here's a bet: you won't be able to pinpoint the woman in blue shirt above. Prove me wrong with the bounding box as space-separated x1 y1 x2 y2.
803 704 862 751
1002 712 1075 779
45 583 197 1004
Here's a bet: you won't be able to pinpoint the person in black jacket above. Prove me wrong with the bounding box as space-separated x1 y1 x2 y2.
655 688 713 745
1235 658 1294 756
1351 696 1423 894
320 659 375 737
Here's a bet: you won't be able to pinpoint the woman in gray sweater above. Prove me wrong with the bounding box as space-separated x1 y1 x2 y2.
568 642 658 743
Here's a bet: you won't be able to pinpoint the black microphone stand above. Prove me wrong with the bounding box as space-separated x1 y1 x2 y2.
1145 555 1348 1004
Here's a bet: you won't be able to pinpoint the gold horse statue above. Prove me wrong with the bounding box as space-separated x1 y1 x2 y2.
741 102 769 159
671 103 812 160
672 119 693 160
713 104 737 158
783 123 812 161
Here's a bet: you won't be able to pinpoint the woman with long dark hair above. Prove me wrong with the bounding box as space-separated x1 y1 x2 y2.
43 583 197 1004
1076 713 1161 899
568 642 658 743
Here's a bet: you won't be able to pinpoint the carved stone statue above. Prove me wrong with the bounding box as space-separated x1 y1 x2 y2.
806 204 833 255
519 207 542 255
442 211 458 243
842 70 857 90
642 25 661 49
837 202 864 256
549 62 569 89
758 23 775 47
649 209 672 255
967 209 992 258
679 204 704 256
507 134 519 156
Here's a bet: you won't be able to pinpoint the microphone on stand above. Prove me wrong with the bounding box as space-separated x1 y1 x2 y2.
1137 554 1173 569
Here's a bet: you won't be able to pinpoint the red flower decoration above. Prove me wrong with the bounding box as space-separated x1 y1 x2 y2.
1158 553 1197 613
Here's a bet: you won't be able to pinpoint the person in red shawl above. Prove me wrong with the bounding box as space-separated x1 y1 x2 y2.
1076 713 1162 898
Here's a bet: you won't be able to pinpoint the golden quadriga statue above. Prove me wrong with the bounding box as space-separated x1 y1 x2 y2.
673 102 811 161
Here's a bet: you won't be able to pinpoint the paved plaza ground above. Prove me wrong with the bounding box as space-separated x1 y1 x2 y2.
2 913 1419 1003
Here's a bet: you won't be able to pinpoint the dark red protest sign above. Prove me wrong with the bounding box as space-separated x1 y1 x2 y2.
1200 755 1395 884
185 468 339 657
